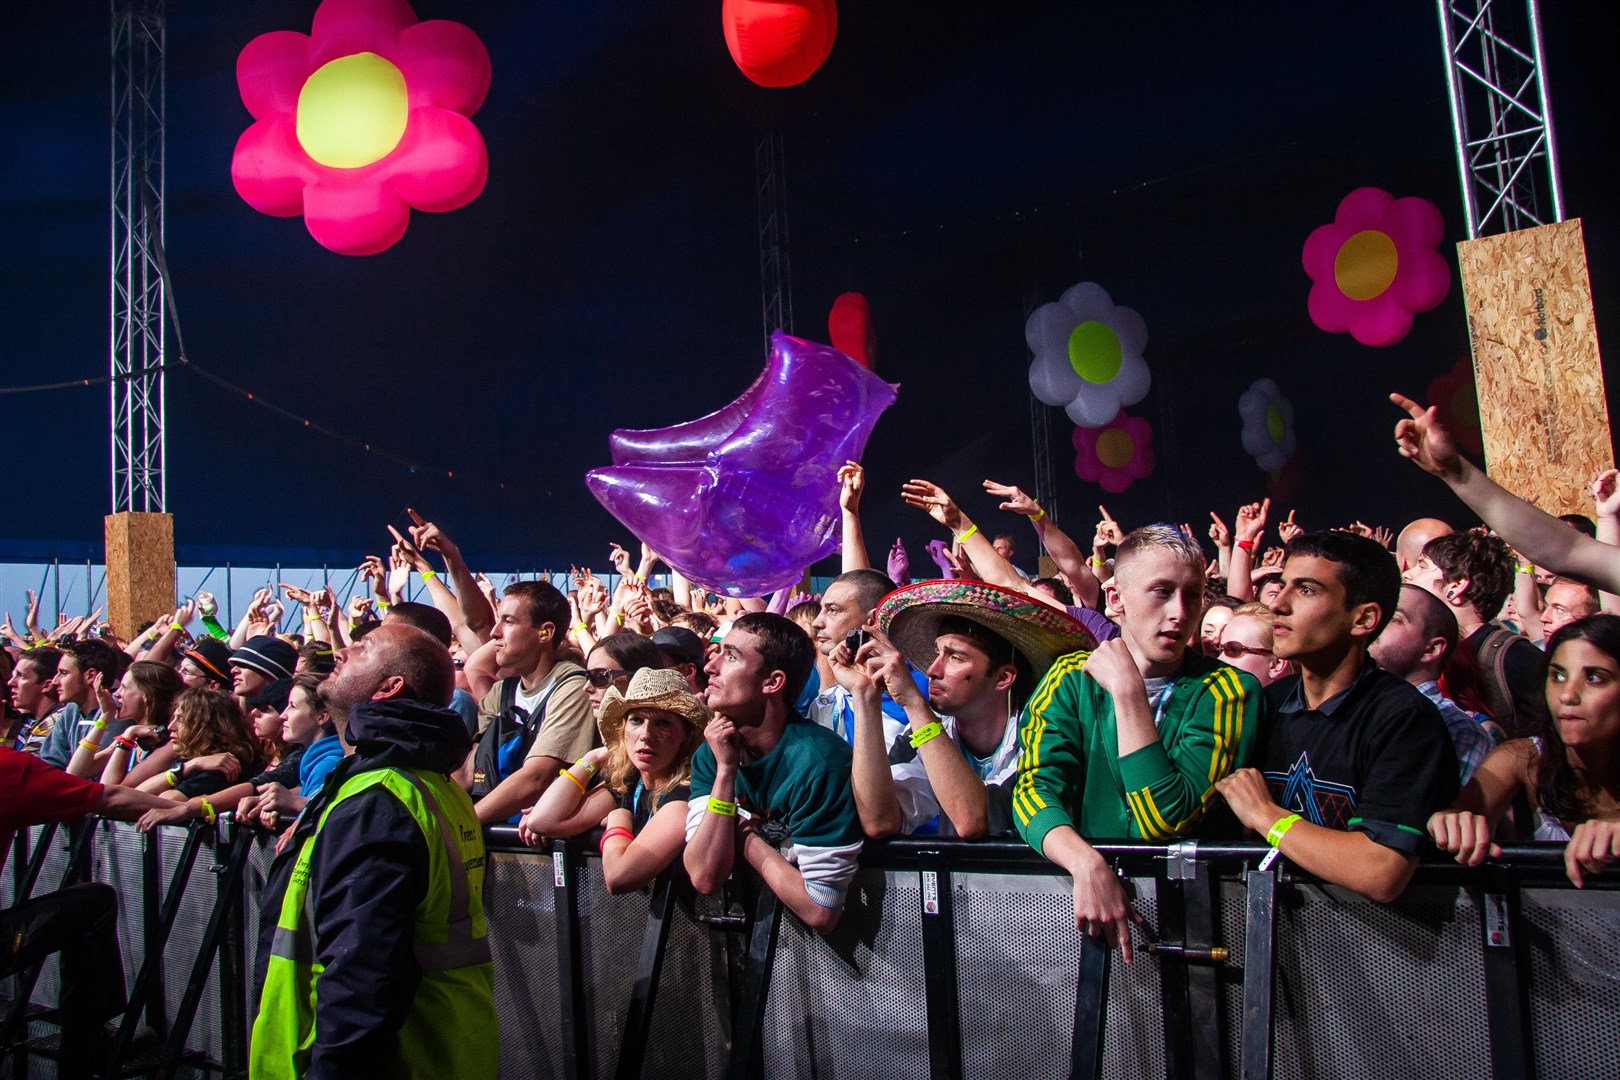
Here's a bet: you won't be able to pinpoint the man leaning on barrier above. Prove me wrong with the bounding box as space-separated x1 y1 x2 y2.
1014 525 1262 960
684 612 863 934
1215 532 1459 903
250 622 497 1080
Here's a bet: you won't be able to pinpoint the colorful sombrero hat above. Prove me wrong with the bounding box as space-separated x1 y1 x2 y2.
875 579 1098 677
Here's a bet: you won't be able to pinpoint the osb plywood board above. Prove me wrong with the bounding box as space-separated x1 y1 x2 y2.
104 512 175 639
1457 218 1613 516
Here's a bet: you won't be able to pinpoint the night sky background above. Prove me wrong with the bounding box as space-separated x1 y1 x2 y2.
3 2 1618 578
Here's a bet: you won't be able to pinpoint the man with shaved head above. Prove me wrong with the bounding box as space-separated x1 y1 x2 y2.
1396 518 1454 573
252 621 497 1079
1369 584 1495 784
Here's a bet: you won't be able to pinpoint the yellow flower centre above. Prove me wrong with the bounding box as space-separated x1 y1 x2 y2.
1095 428 1135 469
1333 229 1399 301
1265 403 1286 445
1067 321 1123 384
296 52 409 169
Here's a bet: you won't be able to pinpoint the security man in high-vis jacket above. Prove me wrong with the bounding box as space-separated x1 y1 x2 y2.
250 623 497 1080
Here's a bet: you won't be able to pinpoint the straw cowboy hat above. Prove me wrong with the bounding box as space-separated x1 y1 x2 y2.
875 579 1098 677
597 667 712 745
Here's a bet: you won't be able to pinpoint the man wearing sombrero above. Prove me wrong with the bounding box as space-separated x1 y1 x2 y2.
1012 525 1262 962
833 580 1096 839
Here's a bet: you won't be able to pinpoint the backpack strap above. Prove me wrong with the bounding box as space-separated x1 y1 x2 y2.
1474 625 1520 728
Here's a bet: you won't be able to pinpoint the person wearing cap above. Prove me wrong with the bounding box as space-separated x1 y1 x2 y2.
229 634 298 699
1014 525 1262 961
685 612 863 934
650 625 709 692
179 637 236 692
837 580 1097 839
518 668 707 892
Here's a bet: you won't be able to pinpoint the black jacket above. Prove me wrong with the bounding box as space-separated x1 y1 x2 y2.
253 698 472 1080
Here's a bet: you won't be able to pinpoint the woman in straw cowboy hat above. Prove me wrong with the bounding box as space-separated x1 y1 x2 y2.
518 667 708 893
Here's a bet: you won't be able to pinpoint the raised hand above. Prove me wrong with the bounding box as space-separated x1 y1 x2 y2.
387 526 430 572
983 478 1040 518
196 591 218 618
406 508 457 559
1391 392 1465 482
24 589 40 632
1370 525 1394 549
1592 469 1620 520
925 539 959 579
608 543 633 578
1234 498 1270 546
279 583 316 607
1208 512 1231 549
837 460 865 513
348 595 373 621
1276 510 1302 545
900 479 964 532
887 538 910 585
386 548 412 601
1093 506 1124 550
1260 546 1286 569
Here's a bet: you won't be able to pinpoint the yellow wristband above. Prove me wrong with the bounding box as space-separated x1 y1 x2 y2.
1031 506 1046 521
1091 556 1107 568
170 622 185 632
559 767 588 795
421 569 438 581
956 523 979 543
707 798 738 817
93 718 108 730
909 721 945 749
199 797 217 825
1265 813 1302 847
574 622 588 635
1516 564 1533 574
79 738 101 752
165 771 179 788
575 757 598 777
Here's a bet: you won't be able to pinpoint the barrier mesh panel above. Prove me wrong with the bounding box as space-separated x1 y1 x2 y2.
485 851 566 1080
1272 883 1491 1079
762 869 929 1080
579 860 655 1076
635 888 729 1080
1522 886 1620 1080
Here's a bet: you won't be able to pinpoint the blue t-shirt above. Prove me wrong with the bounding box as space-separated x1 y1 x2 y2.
298 733 345 796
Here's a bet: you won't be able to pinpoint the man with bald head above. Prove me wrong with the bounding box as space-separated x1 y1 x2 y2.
1369 584 1496 784
251 622 497 1079
1396 518 1454 573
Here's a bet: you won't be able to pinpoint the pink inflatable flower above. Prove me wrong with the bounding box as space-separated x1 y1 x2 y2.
231 0 491 256
1073 413 1154 494
1302 187 1450 347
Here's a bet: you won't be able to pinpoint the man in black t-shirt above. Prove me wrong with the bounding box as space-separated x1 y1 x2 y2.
1215 531 1459 903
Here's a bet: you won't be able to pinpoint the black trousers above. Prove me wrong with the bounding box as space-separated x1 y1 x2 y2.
1 882 127 1080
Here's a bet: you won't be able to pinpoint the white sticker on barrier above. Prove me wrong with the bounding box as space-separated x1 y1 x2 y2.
554 859 566 887
1483 892 1511 948
922 870 939 915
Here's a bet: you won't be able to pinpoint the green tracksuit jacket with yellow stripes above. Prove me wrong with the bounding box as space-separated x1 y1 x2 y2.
1013 649 1260 855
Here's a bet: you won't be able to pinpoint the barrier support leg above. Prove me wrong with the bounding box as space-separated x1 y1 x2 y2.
1240 867 1277 1080
725 884 781 1080
1477 882 1536 1080
1182 865 1225 1080
551 839 590 1080
917 852 963 1080
614 874 676 1080
1068 928 1111 1080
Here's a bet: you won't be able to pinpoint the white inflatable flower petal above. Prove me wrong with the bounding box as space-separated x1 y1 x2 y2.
1025 282 1152 429
1238 378 1297 472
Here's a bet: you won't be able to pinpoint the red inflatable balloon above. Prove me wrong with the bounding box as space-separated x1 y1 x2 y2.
828 292 874 368
722 0 837 88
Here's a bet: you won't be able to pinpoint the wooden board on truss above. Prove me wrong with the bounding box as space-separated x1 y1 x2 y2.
105 511 175 640
1456 218 1613 516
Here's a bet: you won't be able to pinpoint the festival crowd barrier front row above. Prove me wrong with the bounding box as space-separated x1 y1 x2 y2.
2 817 1615 1080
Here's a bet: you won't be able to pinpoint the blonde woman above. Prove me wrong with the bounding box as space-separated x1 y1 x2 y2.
518 668 706 892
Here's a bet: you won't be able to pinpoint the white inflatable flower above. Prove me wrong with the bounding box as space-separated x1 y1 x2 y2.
1239 378 1297 471
1026 282 1151 428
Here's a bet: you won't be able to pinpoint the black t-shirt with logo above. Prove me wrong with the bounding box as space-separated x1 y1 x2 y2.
1258 662 1459 854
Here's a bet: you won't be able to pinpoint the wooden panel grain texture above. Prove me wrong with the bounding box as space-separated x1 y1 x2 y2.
104 512 175 639
1456 219 1613 516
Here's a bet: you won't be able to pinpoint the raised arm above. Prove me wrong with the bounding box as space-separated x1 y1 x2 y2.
1393 393 1620 592
407 510 496 641
901 479 1063 610
838 460 872 572
983 478 1098 606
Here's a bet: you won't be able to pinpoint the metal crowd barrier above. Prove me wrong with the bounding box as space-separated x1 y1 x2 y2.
5 821 1618 1080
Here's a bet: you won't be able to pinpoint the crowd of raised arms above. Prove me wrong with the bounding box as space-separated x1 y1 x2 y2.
4 393 1620 993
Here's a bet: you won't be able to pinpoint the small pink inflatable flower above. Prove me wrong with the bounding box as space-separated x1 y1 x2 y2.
1073 412 1154 494
231 0 491 256
1302 187 1450 347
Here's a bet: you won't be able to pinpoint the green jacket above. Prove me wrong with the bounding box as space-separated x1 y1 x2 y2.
1013 649 1260 855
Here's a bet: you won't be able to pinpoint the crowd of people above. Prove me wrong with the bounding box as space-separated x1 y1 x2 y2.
4 395 1620 1077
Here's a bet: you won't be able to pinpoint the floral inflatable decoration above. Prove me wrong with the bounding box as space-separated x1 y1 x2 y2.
1425 357 1485 458
723 0 837 88
1026 282 1151 428
1239 378 1297 473
1072 412 1154 494
231 0 491 256
1302 187 1450 347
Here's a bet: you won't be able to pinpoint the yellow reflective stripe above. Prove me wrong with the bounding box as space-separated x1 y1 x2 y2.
1013 652 1090 824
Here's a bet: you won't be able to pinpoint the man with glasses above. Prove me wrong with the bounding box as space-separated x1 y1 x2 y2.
1215 602 1289 687
467 581 593 824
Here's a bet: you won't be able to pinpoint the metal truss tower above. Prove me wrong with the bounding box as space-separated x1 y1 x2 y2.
1025 291 1058 534
755 132 794 349
110 0 167 512
1437 0 1565 238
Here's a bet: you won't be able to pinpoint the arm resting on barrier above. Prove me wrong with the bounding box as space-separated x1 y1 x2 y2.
601 803 689 894
1429 740 1534 866
741 831 841 934
475 754 564 825
683 745 737 895
1039 824 1140 963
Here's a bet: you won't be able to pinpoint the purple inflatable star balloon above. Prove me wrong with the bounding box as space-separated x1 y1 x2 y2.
587 332 898 598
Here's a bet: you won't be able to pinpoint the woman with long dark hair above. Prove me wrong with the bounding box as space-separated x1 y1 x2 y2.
1429 613 1620 885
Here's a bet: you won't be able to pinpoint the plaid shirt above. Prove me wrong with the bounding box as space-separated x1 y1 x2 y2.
1417 680 1495 786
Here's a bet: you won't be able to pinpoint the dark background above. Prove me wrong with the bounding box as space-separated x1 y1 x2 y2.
2 2 1616 575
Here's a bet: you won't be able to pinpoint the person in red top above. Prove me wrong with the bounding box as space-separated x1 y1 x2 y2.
1 746 176 1079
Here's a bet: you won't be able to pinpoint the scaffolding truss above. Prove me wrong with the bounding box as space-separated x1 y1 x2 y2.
1437 0 1564 239
755 132 794 349
110 0 167 513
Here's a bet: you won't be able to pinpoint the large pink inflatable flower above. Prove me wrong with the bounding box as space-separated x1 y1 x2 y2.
1302 187 1450 347
1073 412 1154 494
231 0 491 256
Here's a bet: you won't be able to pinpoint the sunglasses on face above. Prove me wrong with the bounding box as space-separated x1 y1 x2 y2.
585 668 633 689
1217 641 1272 660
